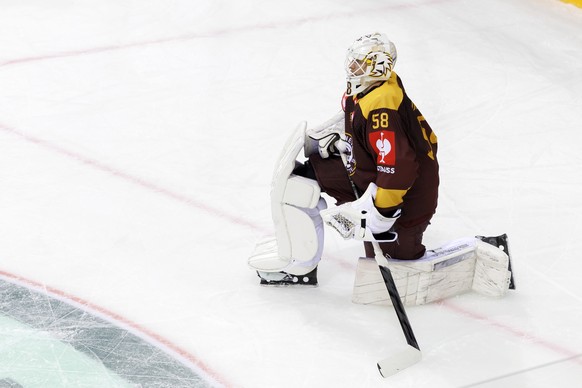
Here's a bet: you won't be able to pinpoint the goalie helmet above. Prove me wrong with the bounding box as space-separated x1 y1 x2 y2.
345 33 397 96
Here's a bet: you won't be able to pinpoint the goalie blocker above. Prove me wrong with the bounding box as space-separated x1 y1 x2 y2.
352 234 514 306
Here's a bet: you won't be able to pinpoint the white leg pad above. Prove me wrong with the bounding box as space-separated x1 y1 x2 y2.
352 238 512 306
248 198 325 275
248 121 327 275
248 237 289 272
472 240 512 297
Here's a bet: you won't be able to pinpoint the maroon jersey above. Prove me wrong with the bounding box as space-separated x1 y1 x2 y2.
344 71 439 227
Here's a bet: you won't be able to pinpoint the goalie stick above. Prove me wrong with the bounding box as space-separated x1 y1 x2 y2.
338 153 422 377
368 226 422 377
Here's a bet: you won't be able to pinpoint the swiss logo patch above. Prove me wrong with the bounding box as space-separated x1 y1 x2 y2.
369 131 395 165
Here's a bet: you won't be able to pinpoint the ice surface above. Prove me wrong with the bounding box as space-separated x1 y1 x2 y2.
1 0 582 387
0 276 212 387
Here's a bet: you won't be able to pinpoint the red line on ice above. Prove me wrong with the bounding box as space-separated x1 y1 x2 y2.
0 269 233 388
439 300 582 366
0 123 269 235
0 0 455 67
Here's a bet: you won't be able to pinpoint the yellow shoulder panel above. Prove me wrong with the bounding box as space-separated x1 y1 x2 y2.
357 72 404 119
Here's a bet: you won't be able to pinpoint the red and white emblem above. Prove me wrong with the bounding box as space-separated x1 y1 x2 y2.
369 131 395 165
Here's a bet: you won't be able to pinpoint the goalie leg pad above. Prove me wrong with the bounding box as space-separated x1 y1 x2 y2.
352 237 512 306
279 198 326 275
249 197 326 275
248 122 326 276
353 238 477 306
471 240 511 297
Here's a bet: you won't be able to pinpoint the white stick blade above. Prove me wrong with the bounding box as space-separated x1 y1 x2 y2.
377 346 422 378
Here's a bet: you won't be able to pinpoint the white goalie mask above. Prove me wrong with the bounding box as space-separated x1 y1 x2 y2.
345 33 397 96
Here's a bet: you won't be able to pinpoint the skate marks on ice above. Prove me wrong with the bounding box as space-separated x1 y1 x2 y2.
0 273 220 388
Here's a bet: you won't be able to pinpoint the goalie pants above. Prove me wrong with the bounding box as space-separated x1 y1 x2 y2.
301 155 430 260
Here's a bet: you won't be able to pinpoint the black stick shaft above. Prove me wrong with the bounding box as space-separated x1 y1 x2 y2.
338 152 420 351
378 265 420 350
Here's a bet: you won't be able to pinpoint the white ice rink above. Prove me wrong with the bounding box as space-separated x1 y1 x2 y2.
1 0 582 387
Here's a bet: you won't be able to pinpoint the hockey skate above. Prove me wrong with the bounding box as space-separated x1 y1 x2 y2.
257 267 318 286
